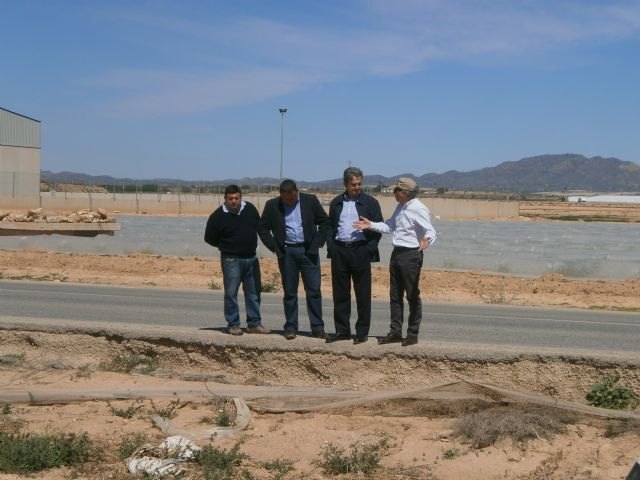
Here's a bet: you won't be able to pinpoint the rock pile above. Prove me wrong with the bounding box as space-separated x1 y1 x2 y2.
0 208 117 224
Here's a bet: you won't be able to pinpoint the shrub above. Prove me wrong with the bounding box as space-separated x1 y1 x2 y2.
150 399 182 419
100 354 158 375
108 401 143 419
196 442 247 480
442 448 458 459
586 374 638 410
454 406 569 448
261 458 295 479
0 432 96 474
312 437 389 475
118 433 147 460
261 273 281 293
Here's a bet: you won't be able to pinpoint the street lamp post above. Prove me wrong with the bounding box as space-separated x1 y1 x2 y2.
279 107 287 180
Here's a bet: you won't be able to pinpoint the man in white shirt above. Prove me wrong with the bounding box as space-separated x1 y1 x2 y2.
353 177 437 346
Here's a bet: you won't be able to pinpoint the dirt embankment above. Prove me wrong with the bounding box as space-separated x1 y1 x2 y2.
1 321 640 480
519 201 640 222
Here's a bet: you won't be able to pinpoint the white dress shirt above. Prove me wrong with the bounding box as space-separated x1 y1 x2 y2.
336 195 366 242
367 198 437 248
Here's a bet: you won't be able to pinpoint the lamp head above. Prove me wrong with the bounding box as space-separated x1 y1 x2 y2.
279 108 287 113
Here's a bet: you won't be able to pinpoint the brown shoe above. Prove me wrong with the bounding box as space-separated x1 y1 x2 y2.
402 335 418 346
227 326 243 336
284 331 297 340
377 333 402 345
246 325 271 334
312 330 326 339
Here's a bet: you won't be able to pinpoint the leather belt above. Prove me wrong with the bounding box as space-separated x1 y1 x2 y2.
335 240 367 248
393 246 418 252
284 242 305 248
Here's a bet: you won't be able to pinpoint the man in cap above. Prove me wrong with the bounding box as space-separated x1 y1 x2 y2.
353 177 437 346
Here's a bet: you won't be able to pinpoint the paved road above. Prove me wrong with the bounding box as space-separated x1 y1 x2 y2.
1 280 638 355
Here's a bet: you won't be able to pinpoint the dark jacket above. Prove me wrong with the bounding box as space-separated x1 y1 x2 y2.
204 202 260 257
326 192 383 262
257 192 330 258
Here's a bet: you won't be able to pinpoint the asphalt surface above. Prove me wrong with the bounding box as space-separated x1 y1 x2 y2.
1 280 639 358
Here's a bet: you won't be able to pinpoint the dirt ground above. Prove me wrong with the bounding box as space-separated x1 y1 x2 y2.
1 329 639 480
1 249 640 479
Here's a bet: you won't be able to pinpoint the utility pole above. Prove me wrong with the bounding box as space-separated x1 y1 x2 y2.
279 107 287 179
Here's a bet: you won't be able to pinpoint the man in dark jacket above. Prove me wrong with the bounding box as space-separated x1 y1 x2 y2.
257 179 330 340
325 167 383 344
204 184 270 336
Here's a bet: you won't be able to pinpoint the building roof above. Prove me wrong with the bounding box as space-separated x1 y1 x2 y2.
0 106 41 123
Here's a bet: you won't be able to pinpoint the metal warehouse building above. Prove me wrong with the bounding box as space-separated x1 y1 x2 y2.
0 107 41 199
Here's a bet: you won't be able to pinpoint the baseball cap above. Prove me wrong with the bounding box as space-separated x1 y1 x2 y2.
391 177 418 192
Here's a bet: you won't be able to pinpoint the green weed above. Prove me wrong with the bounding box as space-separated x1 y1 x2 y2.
261 273 281 293
108 401 143 419
260 458 295 479
196 442 248 480
0 353 25 366
100 354 158 375
0 432 97 474
586 374 638 410
312 437 390 476
70 365 93 380
442 448 458 459
118 433 147 460
150 398 182 419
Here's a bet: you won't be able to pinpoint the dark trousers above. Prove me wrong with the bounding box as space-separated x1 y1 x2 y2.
278 246 324 333
389 248 424 337
331 244 372 338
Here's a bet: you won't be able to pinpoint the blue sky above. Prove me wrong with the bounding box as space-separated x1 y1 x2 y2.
2 1 639 181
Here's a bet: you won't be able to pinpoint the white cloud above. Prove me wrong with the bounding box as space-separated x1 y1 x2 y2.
99 67 334 118
95 1 640 117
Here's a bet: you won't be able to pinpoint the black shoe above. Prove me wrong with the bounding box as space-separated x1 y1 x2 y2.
312 330 326 339
402 335 418 346
325 333 351 344
377 333 402 345
353 336 368 345
284 331 297 340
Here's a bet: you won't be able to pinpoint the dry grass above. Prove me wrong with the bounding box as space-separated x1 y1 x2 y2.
454 405 575 448
604 419 640 438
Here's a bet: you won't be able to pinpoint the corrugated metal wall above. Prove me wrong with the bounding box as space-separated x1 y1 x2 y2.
0 107 41 148
0 108 41 198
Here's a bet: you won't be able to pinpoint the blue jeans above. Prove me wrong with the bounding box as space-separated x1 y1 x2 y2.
221 255 262 328
278 246 324 333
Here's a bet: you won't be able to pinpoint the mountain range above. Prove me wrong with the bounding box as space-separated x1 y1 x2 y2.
41 154 640 193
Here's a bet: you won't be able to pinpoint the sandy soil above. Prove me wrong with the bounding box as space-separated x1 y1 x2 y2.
1 332 639 480
1 249 639 479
